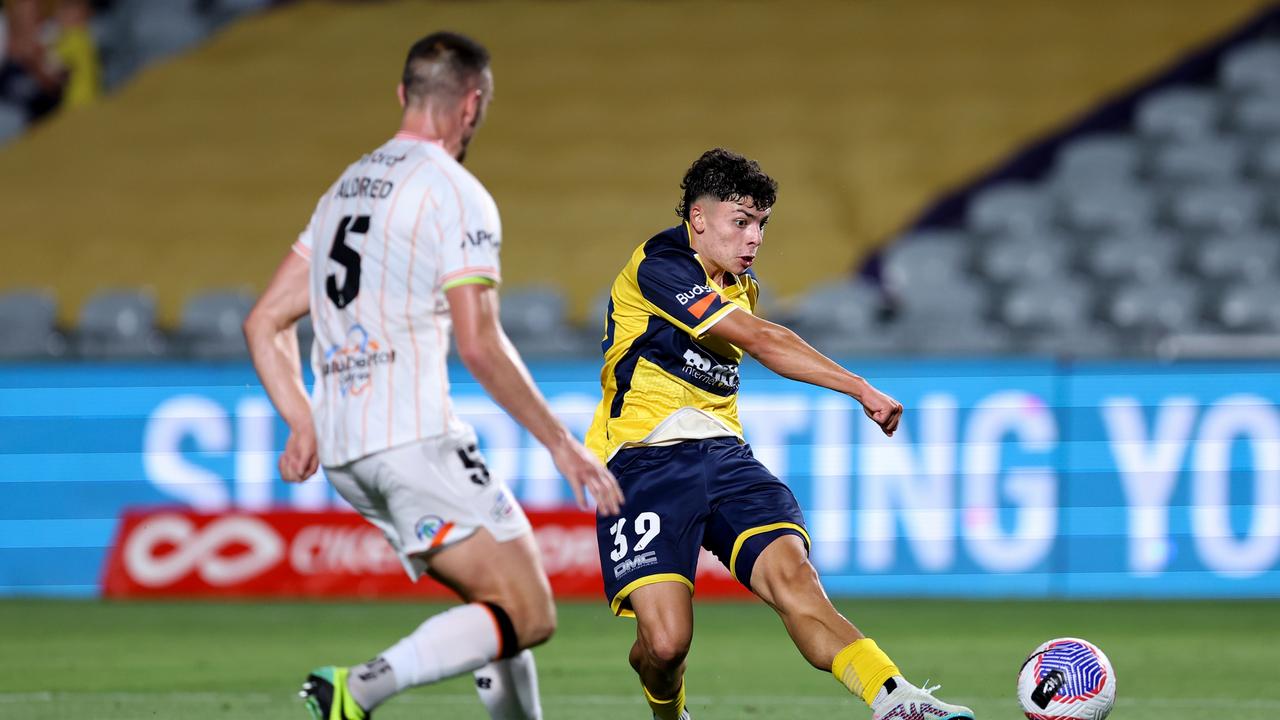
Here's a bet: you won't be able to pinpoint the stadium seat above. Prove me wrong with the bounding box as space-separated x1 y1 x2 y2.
883 231 975 293
0 289 67 360
74 289 166 359
1022 324 1126 358
1216 281 1280 332
1055 182 1155 236
892 316 1013 356
895 279 989 324
1136 87 1221 140
499 285 589 358
780 279 882 336
974 235 1071 284
1166 184 1263 235
1219 40 1280 95
124 1 212 65
1146 136 1243 185
1051 134 1141 184
966 182 1052 238
1228 93 1280 138
295 314 315 359
1104 280 1203 334
998 277 1095 334
1082 233 1180 283
177 289 254 359
1187 233 1280 284
1251 137 1280 184
0 103 26 145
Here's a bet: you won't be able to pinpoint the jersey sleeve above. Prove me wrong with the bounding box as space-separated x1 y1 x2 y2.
437 181 502 291
291 184 337 262
635 250 739 337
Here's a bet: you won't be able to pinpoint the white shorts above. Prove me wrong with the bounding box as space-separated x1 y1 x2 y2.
324 426 532 580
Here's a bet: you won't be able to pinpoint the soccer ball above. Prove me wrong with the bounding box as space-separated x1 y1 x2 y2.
1016 637 1116 720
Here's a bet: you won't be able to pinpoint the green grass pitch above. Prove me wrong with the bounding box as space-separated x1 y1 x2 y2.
2 598 1277 719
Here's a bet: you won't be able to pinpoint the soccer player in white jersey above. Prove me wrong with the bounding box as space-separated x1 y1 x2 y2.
243 31 623 720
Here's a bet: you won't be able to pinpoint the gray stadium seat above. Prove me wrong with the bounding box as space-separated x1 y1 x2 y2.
1055 183 1155 236
1105 280 1202 334
883 231 974 293
0 103 26 146
75 289 166 359
782 279 882 336
0 289 67 359
1146 137 1243 185
295 314 315 359
1219 40 1280 95
891 315 1013 356
1051 134 1140 184
895 280 989 324
178 289 254 359
1136 87 1221 140
1021 325 1125 359
974 235 1071 284
966 183 1052 238
1188 233 1280 284
1216 282 1280 332
998 278 1095 334
1166 184 1262 235
124 1 212 65
499 285 587 357
1082 233 1180 283
1251 137 1280 184
1229 94 1280 138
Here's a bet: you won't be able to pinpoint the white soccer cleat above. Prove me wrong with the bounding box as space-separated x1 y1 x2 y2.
872 678 974 720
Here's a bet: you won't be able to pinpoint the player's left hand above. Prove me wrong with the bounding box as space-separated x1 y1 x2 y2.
859 385 904 437
279 424 319 482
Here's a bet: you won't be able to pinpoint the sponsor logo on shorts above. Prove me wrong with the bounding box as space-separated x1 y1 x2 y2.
682 348 739 390
414 515 445 544
321 324 395 397
613 550 659 579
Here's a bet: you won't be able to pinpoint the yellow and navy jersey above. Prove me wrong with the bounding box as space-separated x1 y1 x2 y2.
586 222 759 462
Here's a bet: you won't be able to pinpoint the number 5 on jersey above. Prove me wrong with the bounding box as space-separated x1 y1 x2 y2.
326 214 370 308
608 512 661 562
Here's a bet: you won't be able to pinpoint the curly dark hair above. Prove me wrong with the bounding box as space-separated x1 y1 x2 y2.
676 148 778 220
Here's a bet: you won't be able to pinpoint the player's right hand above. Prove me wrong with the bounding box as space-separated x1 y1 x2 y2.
858 384 904 437
279 424 319 482
551 439 624 516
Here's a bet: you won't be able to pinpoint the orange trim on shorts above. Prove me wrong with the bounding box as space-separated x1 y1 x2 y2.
429 522 455 549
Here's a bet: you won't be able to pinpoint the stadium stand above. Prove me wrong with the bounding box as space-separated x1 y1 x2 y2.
0 1 1277 359
0 288 66 359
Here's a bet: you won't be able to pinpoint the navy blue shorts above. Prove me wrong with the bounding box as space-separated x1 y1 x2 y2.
596 437 808 617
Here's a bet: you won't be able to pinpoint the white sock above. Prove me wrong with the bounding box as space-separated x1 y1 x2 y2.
349 603 501 710
473 650 542 720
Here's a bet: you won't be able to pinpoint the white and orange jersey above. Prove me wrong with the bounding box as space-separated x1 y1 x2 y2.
292 132 502 467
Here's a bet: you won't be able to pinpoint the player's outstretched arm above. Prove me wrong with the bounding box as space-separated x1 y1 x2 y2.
243 250 318 482
447 283 624 515
707 309 903 436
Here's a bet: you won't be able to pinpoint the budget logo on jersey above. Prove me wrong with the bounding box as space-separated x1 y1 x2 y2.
675 284 722 320
414 515 446 544
321 324 396 397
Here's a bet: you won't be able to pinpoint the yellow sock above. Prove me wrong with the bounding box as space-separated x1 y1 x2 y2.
642 679 686 720
832 638 901 706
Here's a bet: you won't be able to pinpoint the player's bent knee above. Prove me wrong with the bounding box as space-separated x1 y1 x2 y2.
641 629 691 668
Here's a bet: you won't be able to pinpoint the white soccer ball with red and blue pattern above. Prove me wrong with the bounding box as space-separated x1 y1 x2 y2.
1016 637 1116 720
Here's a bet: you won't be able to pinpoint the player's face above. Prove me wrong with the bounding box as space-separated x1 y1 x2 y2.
692 198 770 278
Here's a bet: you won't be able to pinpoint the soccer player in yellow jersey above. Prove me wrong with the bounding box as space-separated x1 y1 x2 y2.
586 149 975 720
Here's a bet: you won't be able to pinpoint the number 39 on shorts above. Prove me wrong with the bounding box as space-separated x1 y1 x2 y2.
608 512 661 562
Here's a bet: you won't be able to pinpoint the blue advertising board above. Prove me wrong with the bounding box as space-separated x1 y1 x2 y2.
1 359 1278 598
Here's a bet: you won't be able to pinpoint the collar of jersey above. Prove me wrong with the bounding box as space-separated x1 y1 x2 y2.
393 131 446 146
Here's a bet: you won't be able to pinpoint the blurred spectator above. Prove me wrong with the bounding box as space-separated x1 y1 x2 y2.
0 0 66 123
52 0 101 108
